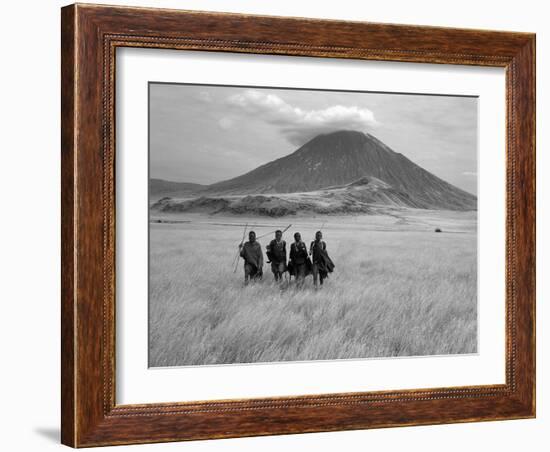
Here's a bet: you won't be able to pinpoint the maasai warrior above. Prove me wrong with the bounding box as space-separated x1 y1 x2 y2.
289 232 311 287
309 230 335 288
239 230 263 285
266 230 287 283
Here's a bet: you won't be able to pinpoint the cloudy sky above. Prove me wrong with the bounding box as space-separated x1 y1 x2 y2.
149 83 478 194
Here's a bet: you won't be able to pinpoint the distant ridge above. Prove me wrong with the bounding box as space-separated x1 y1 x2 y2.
149 178 206 200
152 174 468 217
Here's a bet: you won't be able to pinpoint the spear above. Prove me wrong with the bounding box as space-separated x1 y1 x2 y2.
232 223 248 273
256 223 292 239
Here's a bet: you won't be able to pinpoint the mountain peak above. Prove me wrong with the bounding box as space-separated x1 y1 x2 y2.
302 130 394 156
317 129 368 139
307 129 370 144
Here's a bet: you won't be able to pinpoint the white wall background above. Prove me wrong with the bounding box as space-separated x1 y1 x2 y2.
0 1 546 450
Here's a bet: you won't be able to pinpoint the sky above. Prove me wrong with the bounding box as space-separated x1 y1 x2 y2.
149 83 478 194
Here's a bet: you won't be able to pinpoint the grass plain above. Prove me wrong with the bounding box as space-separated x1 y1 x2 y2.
148 209 477 367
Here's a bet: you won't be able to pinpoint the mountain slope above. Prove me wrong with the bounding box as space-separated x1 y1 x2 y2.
149 178 206 200
204 130 476 211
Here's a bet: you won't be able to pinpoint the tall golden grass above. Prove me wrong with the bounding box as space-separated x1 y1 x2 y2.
148 213 477 366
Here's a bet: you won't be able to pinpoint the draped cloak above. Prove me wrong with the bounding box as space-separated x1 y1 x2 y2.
240 241 264 275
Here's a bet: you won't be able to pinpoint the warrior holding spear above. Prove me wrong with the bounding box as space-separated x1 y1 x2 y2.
309 230 335 288
238 230 264 285
232 223 248 273
266 229 287 283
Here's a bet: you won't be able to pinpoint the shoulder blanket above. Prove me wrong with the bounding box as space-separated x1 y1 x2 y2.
241 241 264 270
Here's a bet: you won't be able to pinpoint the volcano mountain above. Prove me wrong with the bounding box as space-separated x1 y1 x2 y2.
151 130 476 212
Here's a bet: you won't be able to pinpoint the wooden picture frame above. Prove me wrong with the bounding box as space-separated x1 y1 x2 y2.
61 3 535 447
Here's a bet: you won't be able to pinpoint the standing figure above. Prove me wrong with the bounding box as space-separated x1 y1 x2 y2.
310 230 335 288
289 232 310 287
239 231 263 285
266 230 287 283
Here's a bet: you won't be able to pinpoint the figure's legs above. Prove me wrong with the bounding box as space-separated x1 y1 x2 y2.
296 264 306 288
274 262 285 283
273 264 280 282
312 264 319 287
244 264 251 285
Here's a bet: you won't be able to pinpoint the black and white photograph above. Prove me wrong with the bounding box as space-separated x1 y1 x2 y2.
148 83 478 367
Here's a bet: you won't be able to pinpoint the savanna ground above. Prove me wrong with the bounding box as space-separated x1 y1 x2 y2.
148 209 477 367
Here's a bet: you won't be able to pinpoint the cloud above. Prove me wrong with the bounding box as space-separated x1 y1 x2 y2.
227 89 379 145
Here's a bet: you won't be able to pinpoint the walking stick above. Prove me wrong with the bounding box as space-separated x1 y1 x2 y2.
233 223 248 273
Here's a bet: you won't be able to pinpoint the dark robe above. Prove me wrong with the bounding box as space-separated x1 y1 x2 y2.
288 241 312 276
310 240 335 278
